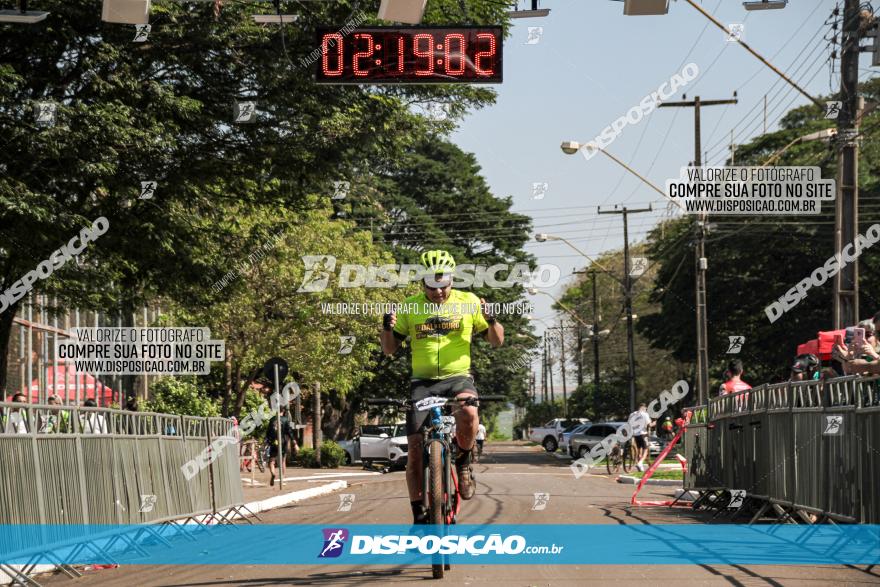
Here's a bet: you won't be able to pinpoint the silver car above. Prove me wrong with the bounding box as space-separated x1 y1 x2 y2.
568 422 627 459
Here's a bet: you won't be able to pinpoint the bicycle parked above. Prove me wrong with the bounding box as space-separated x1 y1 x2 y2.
606 438 637 475
367 394 505 580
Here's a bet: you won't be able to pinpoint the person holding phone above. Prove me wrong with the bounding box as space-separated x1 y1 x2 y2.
833 320 880 375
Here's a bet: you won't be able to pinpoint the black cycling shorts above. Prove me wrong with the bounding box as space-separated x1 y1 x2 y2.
406 375 477 436
634 434 648 450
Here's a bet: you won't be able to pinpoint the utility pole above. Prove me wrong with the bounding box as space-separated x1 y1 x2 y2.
542 335 548 403
658 94 737 406
834 0 864 328
597 204 652 412
573 268 604 391
590 270 601 389
576 326 583 387
558 321 568 415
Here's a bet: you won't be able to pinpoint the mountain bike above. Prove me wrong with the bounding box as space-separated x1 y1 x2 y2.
366 394 505 580
606 438 637 474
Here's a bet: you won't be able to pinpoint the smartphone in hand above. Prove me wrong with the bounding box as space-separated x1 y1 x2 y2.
853 327 866 349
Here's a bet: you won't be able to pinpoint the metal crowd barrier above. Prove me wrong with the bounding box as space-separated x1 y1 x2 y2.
680 375 880 523
0 401 247 585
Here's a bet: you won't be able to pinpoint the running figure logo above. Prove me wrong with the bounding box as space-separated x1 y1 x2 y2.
337 494 355 512
825 101 842 120
532 492 550 511
728 489 746 509
823 415 843 435
138 494 157 513
318 528 349 558
727 336 745 354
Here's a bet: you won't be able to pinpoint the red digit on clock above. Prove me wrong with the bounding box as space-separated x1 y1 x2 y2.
322 33 344 76
396 35 405 73
413 33 435 76
474 32 496 77
444 33 465 75
352 33 374 77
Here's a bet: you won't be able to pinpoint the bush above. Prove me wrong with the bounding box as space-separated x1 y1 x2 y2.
297 441 346 468
320 441 346 468
145 377 220 417
297 447 317 467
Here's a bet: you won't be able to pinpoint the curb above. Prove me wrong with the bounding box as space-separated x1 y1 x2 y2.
241 480 348 516
617 475 683 487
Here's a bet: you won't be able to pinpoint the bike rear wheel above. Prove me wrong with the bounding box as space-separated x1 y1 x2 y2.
622 440 635 473
606 445 622 474
429 442 445 579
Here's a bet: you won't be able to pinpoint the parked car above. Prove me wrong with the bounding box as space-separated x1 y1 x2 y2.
529 417 590 452
647 435 662 457
568 422 627 459
559 422 592 454
338 422 409 469
568 423 663 460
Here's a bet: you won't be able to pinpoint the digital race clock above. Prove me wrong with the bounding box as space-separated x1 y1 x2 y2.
315 26 503 84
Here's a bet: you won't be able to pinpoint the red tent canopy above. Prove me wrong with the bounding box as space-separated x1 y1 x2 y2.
24 364 114 405
797 329 846 361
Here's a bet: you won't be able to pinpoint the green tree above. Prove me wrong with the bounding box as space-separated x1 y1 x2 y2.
638 78 880 387
0 0 510 394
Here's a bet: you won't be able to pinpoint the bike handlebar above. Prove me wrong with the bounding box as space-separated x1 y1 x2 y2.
366 395 508 407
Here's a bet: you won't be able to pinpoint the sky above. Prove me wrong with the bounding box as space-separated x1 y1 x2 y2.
451 0 848 347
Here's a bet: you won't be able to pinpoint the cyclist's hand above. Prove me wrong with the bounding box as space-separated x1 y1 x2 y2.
383 312 396 332
480 298 495 323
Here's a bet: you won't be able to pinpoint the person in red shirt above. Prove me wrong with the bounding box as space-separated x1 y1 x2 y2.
719 359 751 395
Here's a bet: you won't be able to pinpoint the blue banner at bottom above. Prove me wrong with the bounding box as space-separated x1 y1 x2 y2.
0 524 877 565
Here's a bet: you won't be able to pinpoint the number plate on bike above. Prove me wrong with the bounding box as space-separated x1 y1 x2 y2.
415 396 448 411
439 416 455 435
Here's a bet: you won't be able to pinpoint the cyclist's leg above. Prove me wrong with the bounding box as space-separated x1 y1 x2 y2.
407 380 434 523
448 376 478 499
450 377 478 452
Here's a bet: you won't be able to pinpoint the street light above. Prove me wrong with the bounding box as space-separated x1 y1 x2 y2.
743 0 787 10
535 232 619 278
761 128 837 167
560 141 683 211
622 0 669 15
526 288 592 330
378 0 426 24
508 0 550 18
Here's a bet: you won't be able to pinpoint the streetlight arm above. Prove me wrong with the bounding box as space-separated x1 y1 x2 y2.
682 0 823 109
532 290 592 329
551 235 620 282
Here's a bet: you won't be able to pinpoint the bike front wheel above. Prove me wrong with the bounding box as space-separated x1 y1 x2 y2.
429 442 445 579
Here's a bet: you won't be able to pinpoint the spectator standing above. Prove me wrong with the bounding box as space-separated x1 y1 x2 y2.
719 360 751 395
39 395 70 433
4 393 30 434
266 406 296 486
660 416 674 446
81 399 108 434
475 422 486 461
627 403 653 472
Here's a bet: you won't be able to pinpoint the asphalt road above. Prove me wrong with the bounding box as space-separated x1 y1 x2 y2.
42 442 879 586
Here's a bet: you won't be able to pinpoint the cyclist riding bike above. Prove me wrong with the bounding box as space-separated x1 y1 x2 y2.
380 250 504 524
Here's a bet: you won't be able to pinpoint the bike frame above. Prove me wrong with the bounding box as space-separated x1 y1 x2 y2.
422 405 460 524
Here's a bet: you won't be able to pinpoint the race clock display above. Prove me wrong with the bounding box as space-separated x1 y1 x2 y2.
315 26 503 84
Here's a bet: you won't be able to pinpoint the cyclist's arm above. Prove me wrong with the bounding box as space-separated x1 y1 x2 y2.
484 320 504 348
381 311 407 355
477 297 503 347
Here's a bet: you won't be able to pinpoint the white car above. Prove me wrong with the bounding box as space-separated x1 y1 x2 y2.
529 418 591 452
338 422 409 469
